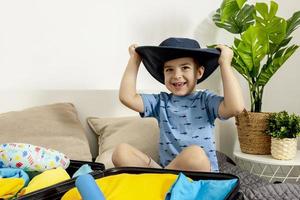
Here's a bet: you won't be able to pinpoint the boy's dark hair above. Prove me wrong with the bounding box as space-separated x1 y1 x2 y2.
193 57 203 68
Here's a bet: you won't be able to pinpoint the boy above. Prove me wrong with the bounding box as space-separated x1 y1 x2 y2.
112 37 244 172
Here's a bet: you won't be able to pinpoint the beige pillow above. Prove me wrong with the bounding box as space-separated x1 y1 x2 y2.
87 116 159 169
0 103 92 161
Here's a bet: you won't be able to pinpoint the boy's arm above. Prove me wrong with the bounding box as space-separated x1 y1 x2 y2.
217 45 245 119
119 44 144 113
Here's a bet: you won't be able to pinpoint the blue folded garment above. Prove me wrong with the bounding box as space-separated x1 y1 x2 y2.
165 172 237 200
0 168 30 185
72 164 93 178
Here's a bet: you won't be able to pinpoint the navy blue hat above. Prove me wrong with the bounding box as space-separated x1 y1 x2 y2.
135 37 220 84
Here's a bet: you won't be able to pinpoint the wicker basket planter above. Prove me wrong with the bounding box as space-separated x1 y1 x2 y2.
271 137 298 160
235 110 271 155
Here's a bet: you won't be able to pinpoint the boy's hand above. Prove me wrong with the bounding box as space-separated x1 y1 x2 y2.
216 44 233 67
129 44 142 62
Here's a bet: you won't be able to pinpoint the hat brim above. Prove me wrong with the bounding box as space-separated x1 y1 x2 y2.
136 46 220 84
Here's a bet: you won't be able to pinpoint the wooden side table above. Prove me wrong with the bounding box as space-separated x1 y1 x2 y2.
234 148 300 183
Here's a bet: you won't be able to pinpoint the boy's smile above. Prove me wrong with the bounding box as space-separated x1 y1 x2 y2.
172 81 186 88
163 57 204 96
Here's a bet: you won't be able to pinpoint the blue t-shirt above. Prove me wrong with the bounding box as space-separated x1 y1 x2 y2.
140 90 224 172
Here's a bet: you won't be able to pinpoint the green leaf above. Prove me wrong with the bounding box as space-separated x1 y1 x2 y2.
235 5 255 32
255 1 278 20
213 9 241 33
231 38 249 81
237 25 268 76
232 47 250 78
236 0 247 9
286 11 300 37
255 2 269 20
269 1 279 19
255 1 287 47
213 4 255 34
220 0 240 21
269 18 286 44
280 37 293 47
269 37 292 54
206 44 218 48
256 16 286 44
234 37 241 48
257 45 299 86
262 37 293 71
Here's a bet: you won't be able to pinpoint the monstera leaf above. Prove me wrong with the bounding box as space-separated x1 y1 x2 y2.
257 45 299 86
273 11 300 52
231 45 250 79
286 11 300 37
236 25 268 77
255 1 287 54
213 0 255 34
220 0 246 20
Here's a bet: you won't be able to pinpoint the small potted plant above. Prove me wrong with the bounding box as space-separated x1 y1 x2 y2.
266 111 300 160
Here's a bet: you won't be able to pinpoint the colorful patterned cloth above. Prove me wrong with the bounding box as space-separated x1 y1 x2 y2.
0 143 70 172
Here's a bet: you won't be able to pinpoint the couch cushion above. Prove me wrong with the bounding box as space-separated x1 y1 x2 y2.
0 103 92 161
87 116 159 168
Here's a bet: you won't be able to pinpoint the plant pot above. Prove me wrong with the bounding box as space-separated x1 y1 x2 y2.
235 109 271 155
271 137 298 160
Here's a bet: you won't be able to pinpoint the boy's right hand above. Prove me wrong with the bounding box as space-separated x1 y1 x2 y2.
129 44 142 62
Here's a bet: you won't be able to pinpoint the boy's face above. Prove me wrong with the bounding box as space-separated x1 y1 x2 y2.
163 57 204 96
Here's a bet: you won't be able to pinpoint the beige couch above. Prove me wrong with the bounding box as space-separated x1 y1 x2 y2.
0 102 161 169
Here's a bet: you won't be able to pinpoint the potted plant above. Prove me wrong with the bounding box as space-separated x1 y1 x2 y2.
266 111 300 160
212 0 300 154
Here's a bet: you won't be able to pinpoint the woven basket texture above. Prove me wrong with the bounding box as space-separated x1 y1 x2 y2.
271 137 297 160
235 110 271 155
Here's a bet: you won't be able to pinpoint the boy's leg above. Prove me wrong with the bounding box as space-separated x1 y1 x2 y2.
112 143 161 168
165 145 211 172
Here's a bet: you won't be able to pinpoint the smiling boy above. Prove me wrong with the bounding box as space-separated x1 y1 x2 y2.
112 37 244 172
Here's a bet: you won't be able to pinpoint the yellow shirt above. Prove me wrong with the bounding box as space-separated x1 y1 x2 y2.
62 173 178 200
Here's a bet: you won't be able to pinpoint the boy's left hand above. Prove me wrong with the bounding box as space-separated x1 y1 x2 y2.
216 44 233 66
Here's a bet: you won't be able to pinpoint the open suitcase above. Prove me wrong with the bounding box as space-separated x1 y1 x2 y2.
17 165 240 200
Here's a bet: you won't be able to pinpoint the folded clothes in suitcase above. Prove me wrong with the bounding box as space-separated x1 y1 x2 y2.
15 160 105 200
16 167 240 200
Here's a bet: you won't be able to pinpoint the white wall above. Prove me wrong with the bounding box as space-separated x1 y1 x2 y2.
0 0 300 158
0 0 221 91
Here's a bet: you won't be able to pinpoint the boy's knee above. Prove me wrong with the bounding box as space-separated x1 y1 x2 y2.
112 143 131 166
182 145 210 171
184 145 206 156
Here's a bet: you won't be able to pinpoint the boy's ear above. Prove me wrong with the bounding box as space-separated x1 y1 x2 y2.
196 66 205 79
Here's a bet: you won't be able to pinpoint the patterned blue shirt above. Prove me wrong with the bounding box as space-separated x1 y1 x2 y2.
140 90 224 172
